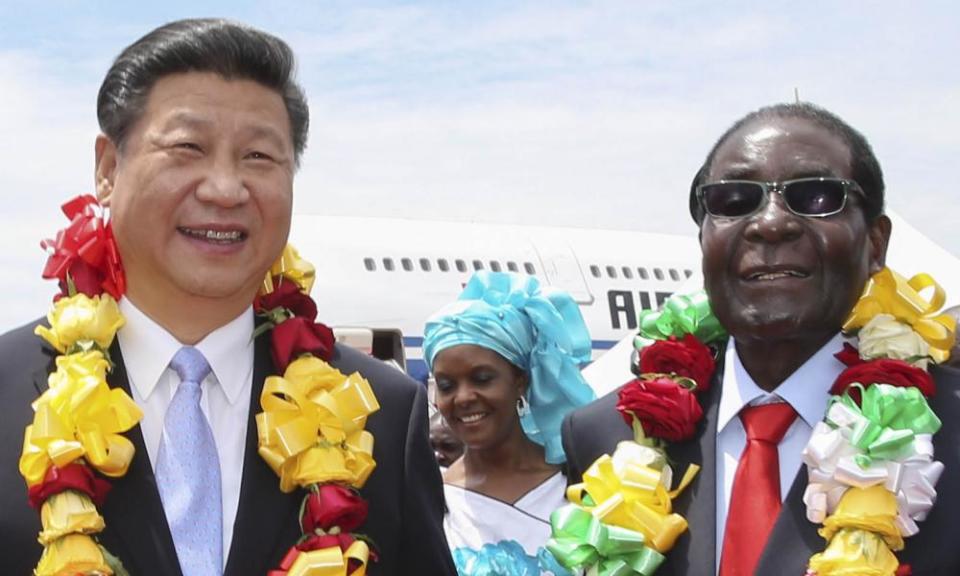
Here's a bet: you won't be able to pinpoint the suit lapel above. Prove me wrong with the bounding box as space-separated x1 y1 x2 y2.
661 363 722 576
99 344 183 576
755 459 822 574
223 329 301 576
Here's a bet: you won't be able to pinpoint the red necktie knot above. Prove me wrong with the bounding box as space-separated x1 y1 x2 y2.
740 402 797 444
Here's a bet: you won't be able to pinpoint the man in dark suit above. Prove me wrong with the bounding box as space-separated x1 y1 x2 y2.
0 18 456 575
562 103 960 575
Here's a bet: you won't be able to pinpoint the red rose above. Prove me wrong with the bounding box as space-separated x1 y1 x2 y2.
639 334 716 394
42 195 125 300
616 377 704 442
830 358 935 402
834 342 864 367
301 485 369 534
27 463 112 509
271 317 335 371
255 278 318 320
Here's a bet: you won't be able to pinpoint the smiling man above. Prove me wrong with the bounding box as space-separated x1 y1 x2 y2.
0 18 456 576
561 103 960 575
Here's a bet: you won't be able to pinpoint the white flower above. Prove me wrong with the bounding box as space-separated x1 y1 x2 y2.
857 313 929 369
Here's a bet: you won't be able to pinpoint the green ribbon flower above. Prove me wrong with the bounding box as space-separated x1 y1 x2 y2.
830 383 942 468
547 505 665 576
634 291 726 351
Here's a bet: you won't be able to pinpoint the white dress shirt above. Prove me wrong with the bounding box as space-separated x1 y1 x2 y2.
714 333 848 573
118 299 255 565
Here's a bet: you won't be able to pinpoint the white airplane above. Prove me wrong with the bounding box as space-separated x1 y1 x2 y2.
289 215 701 383
288 212 960 391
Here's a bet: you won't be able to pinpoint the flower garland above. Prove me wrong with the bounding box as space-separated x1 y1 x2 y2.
20 195 382 576
802 267 956 576
547 291 727 576
20 195 139 575
254 245 381 576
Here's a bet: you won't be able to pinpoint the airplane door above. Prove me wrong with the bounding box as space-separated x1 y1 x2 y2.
534 243 594 304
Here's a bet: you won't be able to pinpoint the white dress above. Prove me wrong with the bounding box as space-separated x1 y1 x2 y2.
443 472 571 575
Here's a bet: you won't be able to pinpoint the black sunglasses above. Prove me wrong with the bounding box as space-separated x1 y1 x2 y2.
696 177 864 219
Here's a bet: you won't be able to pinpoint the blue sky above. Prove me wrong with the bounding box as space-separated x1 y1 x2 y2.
1 1 958 329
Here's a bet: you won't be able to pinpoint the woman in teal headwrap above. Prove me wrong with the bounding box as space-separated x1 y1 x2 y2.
423 271 595 576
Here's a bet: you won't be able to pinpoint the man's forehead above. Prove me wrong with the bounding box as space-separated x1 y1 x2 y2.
708 115 852 181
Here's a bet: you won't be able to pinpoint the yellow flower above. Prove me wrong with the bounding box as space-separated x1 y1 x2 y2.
808 528 899 576
20 350 142 486
262 244 316 295
35 533 112 576
858 313 930 370
39 490 106 545
35 293 125 354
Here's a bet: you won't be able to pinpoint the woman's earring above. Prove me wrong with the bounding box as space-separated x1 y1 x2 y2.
516 395 530 417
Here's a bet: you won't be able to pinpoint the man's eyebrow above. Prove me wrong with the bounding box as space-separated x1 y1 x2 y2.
160 110 213 130
158 111 290 151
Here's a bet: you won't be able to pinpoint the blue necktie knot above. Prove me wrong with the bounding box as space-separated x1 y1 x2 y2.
170 346 212 386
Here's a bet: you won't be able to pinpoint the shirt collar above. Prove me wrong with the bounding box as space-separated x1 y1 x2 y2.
118 298 254 405
717 332 849 433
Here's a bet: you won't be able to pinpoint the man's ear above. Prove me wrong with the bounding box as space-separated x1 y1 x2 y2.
867 214 892 275
94 134 119 206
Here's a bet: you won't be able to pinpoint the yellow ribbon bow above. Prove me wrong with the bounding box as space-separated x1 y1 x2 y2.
19 351 143 486
843 267 957 364
566 443 698 553
285 541 370 576
262 244 317 296
257 356 380 493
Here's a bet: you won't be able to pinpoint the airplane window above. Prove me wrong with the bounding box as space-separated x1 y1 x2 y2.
622 267 633 279
455 259 467 272
490 260 502 272
606 265 617 279
383 258 395 272
669 268 680 281
589 265 601 278
473 260 484 271
638 267 649 280
524 262 536 275
654 268 664 280
507 261 519 272
363 258 376 272
420 258 432 272
401 258 413 271
684 269 693 278
438 259 450 272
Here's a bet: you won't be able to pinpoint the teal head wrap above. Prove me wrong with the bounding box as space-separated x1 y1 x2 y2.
423 271 595 464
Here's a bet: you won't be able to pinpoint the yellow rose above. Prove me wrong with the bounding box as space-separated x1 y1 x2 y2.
35 293 125 354
858 313 930 370
262 244 316 295
39 490 106 545
35 533 112 576
808 528 899 576
20 350 141 485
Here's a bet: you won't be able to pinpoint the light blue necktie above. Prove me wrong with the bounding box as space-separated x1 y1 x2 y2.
155 346 224 576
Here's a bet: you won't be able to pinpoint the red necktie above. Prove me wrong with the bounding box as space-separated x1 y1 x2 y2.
720 402 798 576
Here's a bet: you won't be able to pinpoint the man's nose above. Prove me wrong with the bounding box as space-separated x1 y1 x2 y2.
195 155 249 207
744 192 803 243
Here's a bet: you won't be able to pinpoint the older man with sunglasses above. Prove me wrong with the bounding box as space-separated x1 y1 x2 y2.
561 102 960 575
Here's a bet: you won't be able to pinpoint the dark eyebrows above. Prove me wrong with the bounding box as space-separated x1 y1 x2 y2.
160 110 291 152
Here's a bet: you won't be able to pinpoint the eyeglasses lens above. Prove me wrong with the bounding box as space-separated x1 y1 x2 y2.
701 182 764 217
783 179 846 216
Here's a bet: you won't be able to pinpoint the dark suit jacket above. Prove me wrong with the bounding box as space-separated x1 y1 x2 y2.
562 357 960 575
0 318 457 576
